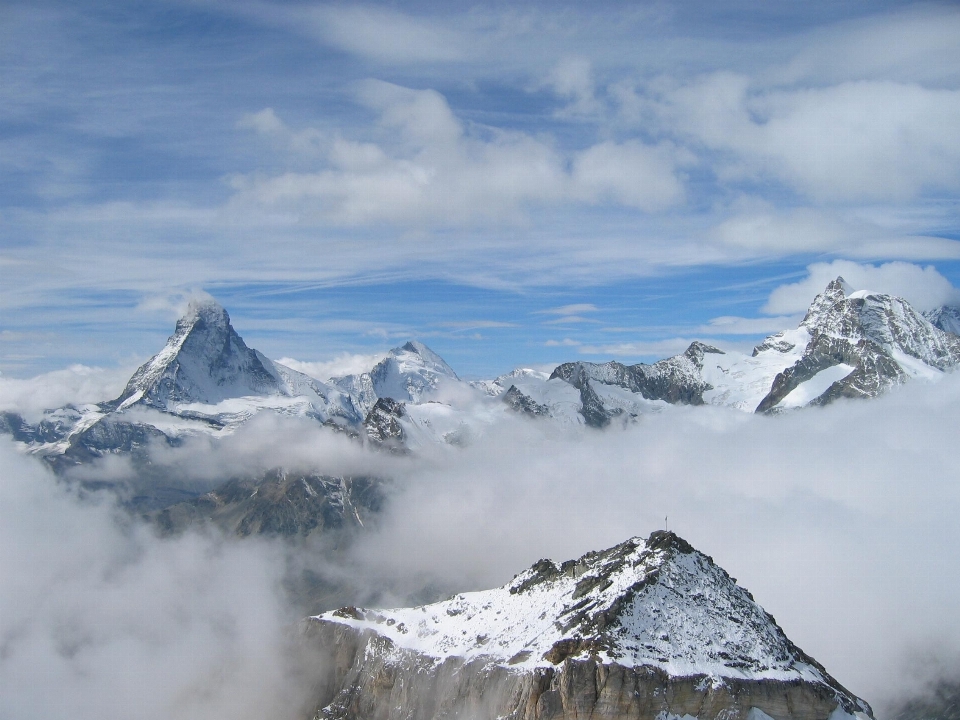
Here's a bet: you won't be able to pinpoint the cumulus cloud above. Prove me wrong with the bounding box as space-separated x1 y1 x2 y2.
692 315 800 335
570 140 688 211
341 374 960 714
709 203 960 260
656 73 960 202
230 87 687 227
0 364 134 422
775 5 960 86
6 368 960 717
545 57 601 117
764 260 960 314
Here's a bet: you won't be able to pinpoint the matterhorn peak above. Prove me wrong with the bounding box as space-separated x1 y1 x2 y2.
111 296 283 410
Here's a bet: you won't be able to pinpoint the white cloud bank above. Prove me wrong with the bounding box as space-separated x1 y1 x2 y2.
3 371 960 717
0 364 134 422
0 443 321 720
275 352 387 382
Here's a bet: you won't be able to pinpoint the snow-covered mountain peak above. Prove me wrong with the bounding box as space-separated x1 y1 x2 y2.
800 276 850 331
795 278 960 370
683 341 725 368
393 341 458 380
112 299 282 410
368 340 459 404
317 529 862 694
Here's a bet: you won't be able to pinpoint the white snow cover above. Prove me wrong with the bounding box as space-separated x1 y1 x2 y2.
700 329 811 412
473 368 552 397
777 364 855 409
15 278 960 462
316 533 831 683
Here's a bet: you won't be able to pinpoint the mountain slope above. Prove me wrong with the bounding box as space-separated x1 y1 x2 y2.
153 469 384 538
924 305 960 336
306 531 873 720
109 298 362 426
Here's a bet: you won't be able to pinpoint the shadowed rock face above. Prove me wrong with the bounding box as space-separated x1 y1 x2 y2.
363 398 406 448
502 385 551 418
153 469 385 538
551 342 723 423
305 623 865 720
303 531 873 720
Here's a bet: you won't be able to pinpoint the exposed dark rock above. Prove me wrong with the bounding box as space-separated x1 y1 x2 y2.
551 342 722 410
502 385 550 417
363 398 406 449
152 469 385 538
756 334 904 413
304 621 871 720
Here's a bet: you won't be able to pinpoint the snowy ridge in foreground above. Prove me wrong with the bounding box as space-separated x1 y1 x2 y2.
316 531 859 694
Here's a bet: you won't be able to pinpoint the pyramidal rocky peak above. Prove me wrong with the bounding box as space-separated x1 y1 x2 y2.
112 298 282 410
305 530 873 720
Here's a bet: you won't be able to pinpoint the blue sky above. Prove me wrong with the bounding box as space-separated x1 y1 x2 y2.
2 0 960 379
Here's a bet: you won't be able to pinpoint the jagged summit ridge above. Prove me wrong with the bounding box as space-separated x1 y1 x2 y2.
755 277 960 411
800 277 960 368
315 530 855 692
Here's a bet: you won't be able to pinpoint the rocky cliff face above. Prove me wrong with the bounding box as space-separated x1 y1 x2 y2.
304 531 873 720
551 341 723 413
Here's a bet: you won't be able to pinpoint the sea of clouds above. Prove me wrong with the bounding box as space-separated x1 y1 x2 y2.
2 370 959 718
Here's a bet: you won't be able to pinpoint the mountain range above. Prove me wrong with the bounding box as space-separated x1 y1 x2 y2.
2 277 958 531
4 276 956 458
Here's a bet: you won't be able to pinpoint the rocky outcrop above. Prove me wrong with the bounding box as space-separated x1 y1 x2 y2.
502 385 551 417
305 626 865 720
363 398 407 448
551 342 723 409
304 531 873 720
